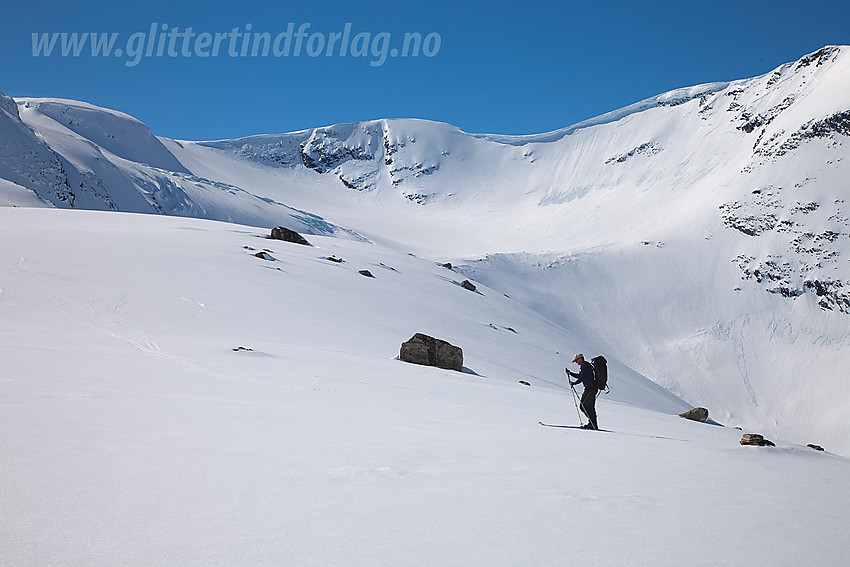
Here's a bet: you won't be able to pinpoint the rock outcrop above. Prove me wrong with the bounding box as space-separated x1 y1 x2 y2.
679 407 709 422
740 433 775 447
270 226 310 246
400 333 463 372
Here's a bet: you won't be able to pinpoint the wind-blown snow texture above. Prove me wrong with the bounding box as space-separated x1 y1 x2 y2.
2 47 850 562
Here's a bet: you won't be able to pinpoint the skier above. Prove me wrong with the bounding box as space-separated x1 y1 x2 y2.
566 353 598 430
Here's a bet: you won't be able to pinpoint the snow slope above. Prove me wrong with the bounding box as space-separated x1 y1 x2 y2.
2 207 848 566
2 46 850 456
3 94 362 239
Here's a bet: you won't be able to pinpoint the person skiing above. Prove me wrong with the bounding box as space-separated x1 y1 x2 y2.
566 353 598 430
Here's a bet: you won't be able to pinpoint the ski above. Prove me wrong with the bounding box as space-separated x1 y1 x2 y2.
538 421 605 431
538 421 686 441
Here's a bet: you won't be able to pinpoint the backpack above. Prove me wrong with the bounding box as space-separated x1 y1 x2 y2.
590 356 608 391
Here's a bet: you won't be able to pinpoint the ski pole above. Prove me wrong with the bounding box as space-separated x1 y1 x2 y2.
570 384 583 425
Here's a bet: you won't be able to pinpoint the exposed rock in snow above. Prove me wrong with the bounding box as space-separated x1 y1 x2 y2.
679 407 710 422
605 141 661 164
740 433 776 447
400 333 464 371
270 226 311 246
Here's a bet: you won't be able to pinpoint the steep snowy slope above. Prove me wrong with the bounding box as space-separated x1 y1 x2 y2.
1 46 849 454
4 94 362 239
2 207 848 566
0 90 76 207
452 46 850 454
20 98 188 173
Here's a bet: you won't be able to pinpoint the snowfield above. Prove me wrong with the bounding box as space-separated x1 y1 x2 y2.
2 208 849 566
3 47 850 458
3 44 850 564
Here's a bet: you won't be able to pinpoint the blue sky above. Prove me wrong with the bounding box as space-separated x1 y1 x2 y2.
2 0 849 140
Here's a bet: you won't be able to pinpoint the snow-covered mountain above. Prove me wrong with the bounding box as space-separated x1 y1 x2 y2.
2 45 850 456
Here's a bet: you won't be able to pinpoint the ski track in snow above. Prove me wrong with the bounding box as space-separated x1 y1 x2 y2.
7 250 209 373
732 317 759 407
120 334 207 373
176 296 206 327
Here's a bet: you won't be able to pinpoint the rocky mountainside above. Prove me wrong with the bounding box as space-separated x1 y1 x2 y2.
2 45 849 453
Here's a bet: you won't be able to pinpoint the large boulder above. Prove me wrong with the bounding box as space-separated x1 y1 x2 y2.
679 407 709 422
270 226 310 245
400 333 463 372
740 433 775 447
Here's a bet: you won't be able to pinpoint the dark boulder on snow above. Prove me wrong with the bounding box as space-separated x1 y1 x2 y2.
461 280 477 292
679 407 709 422
400 333 463 372
807 443 825 451
270 226 310 246
740 433 775 447
359 269 374 278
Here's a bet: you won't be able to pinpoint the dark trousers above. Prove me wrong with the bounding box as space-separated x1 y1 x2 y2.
580 386 599 429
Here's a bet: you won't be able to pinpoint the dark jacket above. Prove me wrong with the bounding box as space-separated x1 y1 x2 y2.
570 360 597 390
